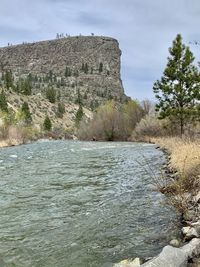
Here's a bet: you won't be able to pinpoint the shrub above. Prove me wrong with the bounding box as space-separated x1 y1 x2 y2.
122 100 145 135
132 115 166 140
77 101 128 141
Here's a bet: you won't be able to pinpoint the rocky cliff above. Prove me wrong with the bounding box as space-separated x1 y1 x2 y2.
0 36 127 108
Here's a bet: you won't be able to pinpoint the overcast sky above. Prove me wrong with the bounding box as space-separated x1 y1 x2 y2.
0 0 200 100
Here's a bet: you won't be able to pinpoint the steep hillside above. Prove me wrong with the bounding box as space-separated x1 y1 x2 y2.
3 90 92 131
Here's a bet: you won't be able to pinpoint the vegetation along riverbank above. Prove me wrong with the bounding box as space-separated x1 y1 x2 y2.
113 35 200 266
0 32 200 266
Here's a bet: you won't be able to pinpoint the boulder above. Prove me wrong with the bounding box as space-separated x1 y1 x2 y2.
181 238 200 258
140 239 200 267
140 246 187 267
194 192 200 204
182 227 199 240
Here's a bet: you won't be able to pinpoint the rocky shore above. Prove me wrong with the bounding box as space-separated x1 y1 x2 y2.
114 140 200 267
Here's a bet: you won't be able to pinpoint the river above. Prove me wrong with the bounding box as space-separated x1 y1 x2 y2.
0 140 178 267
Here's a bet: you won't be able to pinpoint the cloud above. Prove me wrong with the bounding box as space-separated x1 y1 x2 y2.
0 0 200 99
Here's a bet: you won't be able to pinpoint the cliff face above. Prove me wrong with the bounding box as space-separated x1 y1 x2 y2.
0 36 127 107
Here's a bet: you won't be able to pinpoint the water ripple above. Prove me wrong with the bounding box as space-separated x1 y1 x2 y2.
0 141 178 267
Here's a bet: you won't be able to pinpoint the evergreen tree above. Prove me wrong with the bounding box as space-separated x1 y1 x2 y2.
73 69 79 77
81 63 89 74
48 70 53 82
14 81 21 93
75 105 84 125
46 87 56 103
84 63 89 74
27 73 33 82
43 115 52 131
21 102 32 124
99 62 103 73
153 34 200 135
0 90 8 112
57 90 61 101
60 77 65 86
65 66 71 77
22 78 32 95
81 63 85 72
5 70 13 90
57 102 65 118
75 88 82 105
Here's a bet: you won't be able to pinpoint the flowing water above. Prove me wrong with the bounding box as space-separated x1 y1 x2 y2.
0 141 178 267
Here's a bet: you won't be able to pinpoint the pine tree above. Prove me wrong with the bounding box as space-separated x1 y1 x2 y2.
5 70 13 90
81 63 89 74
153 34 200 135
46 87 56 103
57 102 65 118
43 115 52 131
21 102 32 124
73 69 79 77
81 63 85 72
75 105 84 125
22 78 32 95
75 88 82 105
99 62 103 73
65 66 71 77
84 63 89 74
0 90 8 112
57 90 61 101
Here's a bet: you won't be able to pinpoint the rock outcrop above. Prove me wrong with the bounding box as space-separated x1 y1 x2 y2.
0 36 127 107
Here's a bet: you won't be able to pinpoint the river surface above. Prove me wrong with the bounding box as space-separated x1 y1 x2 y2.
0 141 178 267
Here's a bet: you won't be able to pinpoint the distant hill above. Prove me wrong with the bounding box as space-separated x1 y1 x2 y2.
0 36 128 110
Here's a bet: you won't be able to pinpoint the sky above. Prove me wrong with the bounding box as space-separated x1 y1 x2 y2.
0 0 200 100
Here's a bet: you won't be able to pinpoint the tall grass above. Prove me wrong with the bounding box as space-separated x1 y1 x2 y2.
0 125 40 147
152 137 200 179
152 137 200 214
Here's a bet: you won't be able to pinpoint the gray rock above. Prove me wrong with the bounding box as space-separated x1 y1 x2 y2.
169 239 180 247
183 210 199 222
0 36 128 107
180 238 200 258
193 192 200 204
182 227 199 240
140 239 200 267
113 258 140 267
140 246 187 267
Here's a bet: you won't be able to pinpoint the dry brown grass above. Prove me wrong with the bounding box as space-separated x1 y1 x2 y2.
151 137 200 214
152 137 200 178
0 139 10 148
0 125 40 148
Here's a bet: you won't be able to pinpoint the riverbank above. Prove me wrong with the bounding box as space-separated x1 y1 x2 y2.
1 135 199 266
114 137 200 267
153 137 200 267
0 141 173 267
0 139 24 148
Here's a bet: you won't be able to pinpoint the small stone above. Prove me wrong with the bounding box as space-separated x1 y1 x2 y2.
113 257 140 267
193 192 200 203
169 239 180 247
182 226 199 240
183 210 198 222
